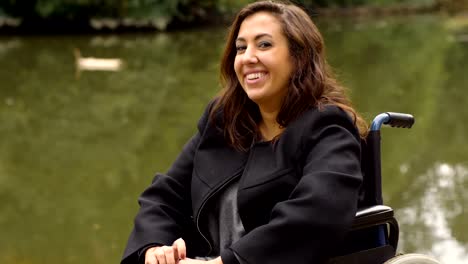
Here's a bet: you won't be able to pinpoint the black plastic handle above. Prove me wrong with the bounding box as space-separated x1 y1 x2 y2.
384 112 415 128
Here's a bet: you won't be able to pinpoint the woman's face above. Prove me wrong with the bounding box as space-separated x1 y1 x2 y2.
234 12 293 111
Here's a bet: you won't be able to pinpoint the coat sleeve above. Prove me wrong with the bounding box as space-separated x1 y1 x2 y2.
121 103 212 264
221 107 363 264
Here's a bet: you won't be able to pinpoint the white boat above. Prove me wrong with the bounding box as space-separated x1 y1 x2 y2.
74 48 123 72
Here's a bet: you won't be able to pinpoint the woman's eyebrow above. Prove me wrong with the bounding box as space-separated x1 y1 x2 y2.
236 33 273 42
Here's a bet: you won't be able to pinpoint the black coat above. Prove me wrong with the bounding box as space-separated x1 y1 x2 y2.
121 103 363 264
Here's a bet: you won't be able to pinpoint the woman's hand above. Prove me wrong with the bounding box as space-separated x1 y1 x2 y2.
145 238 186 264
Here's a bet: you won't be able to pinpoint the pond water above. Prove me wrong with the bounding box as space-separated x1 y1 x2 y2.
0 14 467 264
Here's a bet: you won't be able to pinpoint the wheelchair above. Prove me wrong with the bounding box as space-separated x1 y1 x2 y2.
328 112 441 264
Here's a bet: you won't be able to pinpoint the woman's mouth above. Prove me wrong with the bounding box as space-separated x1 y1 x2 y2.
245 72 267 85
246 72 266 80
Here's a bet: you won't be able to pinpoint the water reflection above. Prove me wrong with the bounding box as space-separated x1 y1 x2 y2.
0 14 467 264
0 38 21 55
398 163 468 263
0 27 227 264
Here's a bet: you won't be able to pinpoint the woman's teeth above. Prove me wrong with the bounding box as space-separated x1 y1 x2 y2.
246 72 265 80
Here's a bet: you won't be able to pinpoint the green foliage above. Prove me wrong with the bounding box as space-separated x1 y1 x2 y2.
296 0 367 8
295 0 434 7
0 0 258 30
1 0 462 24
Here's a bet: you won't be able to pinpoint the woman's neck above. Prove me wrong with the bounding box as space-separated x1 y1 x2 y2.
258 107 284 141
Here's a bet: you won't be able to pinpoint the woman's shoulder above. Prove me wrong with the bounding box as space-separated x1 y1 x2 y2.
275 104 360 161
197 98 220 131
195 98 228 143
290 104 357 132
279 104 360 150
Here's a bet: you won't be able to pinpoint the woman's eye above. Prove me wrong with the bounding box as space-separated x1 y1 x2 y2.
236 45 246 52
258 42 272 48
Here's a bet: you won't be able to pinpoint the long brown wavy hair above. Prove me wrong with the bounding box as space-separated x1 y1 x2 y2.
211 0 368 152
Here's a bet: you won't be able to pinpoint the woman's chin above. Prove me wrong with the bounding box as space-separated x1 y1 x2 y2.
248 96 275 110
246 95 264 105
245 90 266 102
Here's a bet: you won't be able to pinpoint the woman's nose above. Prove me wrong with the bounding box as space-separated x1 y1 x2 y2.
242 47 258 64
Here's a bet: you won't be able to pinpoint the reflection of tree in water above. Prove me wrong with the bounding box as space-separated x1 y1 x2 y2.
385 23 468 263
397 163 468 263
1 17 468 264
0 30 224 264
321 14 468 263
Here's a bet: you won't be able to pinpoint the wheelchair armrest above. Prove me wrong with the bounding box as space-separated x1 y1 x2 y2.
356 205 393 218
353 205 394 230
352 205 399 251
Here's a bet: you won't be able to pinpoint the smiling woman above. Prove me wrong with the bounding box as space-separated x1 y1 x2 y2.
121 1 367 264
233 11 293 119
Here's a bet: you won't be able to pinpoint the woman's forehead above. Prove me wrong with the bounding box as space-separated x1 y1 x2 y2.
237 12 283 39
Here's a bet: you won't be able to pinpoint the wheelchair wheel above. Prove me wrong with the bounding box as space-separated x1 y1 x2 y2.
383 253 440 264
